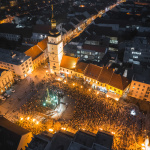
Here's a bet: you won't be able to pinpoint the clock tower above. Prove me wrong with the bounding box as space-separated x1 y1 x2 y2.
48 5 63 74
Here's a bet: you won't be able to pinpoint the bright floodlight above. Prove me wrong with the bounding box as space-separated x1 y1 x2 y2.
131 109 136 116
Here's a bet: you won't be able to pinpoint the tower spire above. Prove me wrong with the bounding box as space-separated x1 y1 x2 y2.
50 4 56 30
49 4 59 36
51 4 54 19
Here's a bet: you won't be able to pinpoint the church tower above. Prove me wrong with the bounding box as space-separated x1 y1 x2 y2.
48 5 63 74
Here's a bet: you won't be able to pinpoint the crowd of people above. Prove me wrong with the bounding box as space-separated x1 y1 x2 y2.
17 75 149 149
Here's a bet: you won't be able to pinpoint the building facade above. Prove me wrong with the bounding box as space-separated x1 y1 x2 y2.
0 49 33 79
123 37 150 65
128 80 150 101
0 69 14 94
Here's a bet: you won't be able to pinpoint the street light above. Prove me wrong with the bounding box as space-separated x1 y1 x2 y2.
33 119 36 122
20 117 23 121
27 117 30 120
49 128 53 132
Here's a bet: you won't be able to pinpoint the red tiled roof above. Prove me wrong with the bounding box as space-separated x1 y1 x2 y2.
109 73 130 90
24 45 43 60
82 44 106 53
98 67 114 84
60 55 79 69
84 64 102 80
75 62 88 73
37 37 48 50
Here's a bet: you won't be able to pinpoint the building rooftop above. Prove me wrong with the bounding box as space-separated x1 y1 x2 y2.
37 37 48 50
109 73 130 90
133 69 150 84
82 44 107 53
98 67 114 84
95 131 113 150
24 45 43 60
0 23 32 38
63 24 75 32
87 24 118 37
84 64 102 80
49 131 73 150
60 55 79 70
75 62 88 74
33 25 51 34
74 130 96 148
0 48 30 65
0 116 30 136
70 18 79 25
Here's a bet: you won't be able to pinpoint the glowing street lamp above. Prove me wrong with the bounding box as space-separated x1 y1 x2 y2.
61 127 66 130
43 103 46 106
111 132 115 135
33 119 36 122
27 117 30 120
73 83 75 86
20 117 23 121
36 121 39 125
81 86 83 88
49 128 53 132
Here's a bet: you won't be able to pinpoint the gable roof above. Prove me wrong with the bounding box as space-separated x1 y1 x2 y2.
37 37 48 50
60 55 79 69
82 44 107 53
98 67 114 84
75 62 88 73
109 73 130 90
24 45 43 60
84 64 102 80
